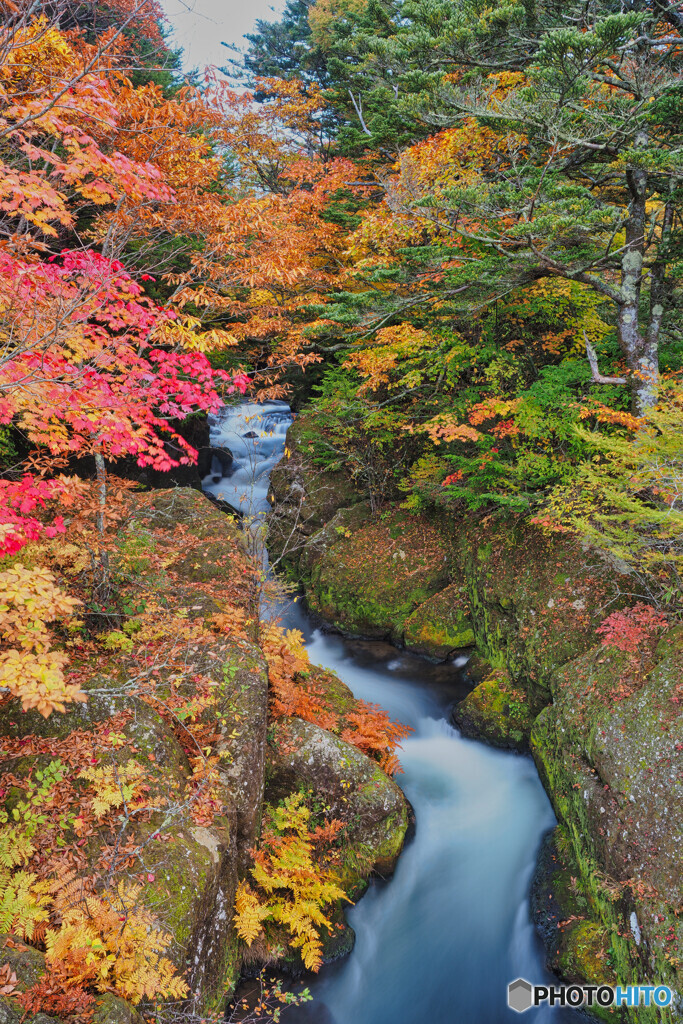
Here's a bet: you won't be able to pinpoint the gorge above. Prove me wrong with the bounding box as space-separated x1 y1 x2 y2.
203 401 583 1023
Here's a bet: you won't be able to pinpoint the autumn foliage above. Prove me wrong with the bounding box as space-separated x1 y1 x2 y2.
234 792 349 971
262 623 411 775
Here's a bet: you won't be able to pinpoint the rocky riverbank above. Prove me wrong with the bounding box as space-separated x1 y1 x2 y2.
268 411 683 1021
0 488 408 1023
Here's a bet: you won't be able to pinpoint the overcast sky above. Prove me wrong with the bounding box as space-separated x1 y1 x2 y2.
161 0 287 74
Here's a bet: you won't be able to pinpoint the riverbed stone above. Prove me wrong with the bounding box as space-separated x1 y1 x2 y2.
403 583 474 657
267 413 364 574
92 995 146 1024
447 516 627 712
306 508 455 644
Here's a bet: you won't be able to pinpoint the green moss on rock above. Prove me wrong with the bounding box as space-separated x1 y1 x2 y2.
267 414 364 574
92 995 145 1024
445 513 627 711
306 509 451 644
452 670 533 751
530 627 683 1010
557 921 615 988
403 584 474 657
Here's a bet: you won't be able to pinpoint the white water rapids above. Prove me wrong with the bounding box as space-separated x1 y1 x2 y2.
202 401 581 1024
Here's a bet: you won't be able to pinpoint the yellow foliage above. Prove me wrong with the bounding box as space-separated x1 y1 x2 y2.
0 649 85 717
0 564 79 650
0 17 74 95
234 880 269 944
45 881 188 1004
0 813 51 939
234 793 349 971
0 765 71 939
348 118 525 266
503 278 611 356
78 761 148 818
309 0 368 48
0 864 51 941
260 624 310 684
0 563 84 715
98 630 134 653
538 380 683 596
152 316 239 352
343 323 432 393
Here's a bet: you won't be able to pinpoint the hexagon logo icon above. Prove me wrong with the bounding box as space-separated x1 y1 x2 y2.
508 978 534 1013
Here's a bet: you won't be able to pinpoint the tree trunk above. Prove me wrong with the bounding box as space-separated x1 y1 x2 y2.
617 289 659 415
94 449 107 534
618 148 659 415
92 448 111 607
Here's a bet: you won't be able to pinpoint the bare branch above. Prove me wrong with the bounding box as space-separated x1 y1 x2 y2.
348 90 372 137
584 331 627 385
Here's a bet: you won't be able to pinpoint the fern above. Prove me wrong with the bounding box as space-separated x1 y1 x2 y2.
45 880 188 1003
0 760 70 938
234 793 349 971
78 760 147 817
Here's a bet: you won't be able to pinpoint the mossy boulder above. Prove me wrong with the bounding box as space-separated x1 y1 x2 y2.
403 583 474 658
298 502 372 582
128 488 258 635
452 670 534 751
267 717 409 894
300 664 359 718
92 995 145 1024
0 1002 58 1024
557 921 615 989
0 937 47 990
530 626 683 1006
530 830 616 1023
267 414 363 574
306 509 455 645
447 515 627 712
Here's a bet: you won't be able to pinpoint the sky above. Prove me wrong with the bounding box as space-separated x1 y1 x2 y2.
160 0 288 75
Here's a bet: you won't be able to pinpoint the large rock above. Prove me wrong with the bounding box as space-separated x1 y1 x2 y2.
0 490 268 1015
267 717 409 892
403 583 474 657
448 517 627 712
304 507 469 651
531 831 616 1007
531 626 683 1000
266 413 477 660
452 669 534 751
267 414 364 575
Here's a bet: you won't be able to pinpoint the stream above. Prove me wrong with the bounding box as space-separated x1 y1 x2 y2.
203 401 581 1024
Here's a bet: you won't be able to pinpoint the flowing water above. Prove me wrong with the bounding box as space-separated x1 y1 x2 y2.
203 402 581 1024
